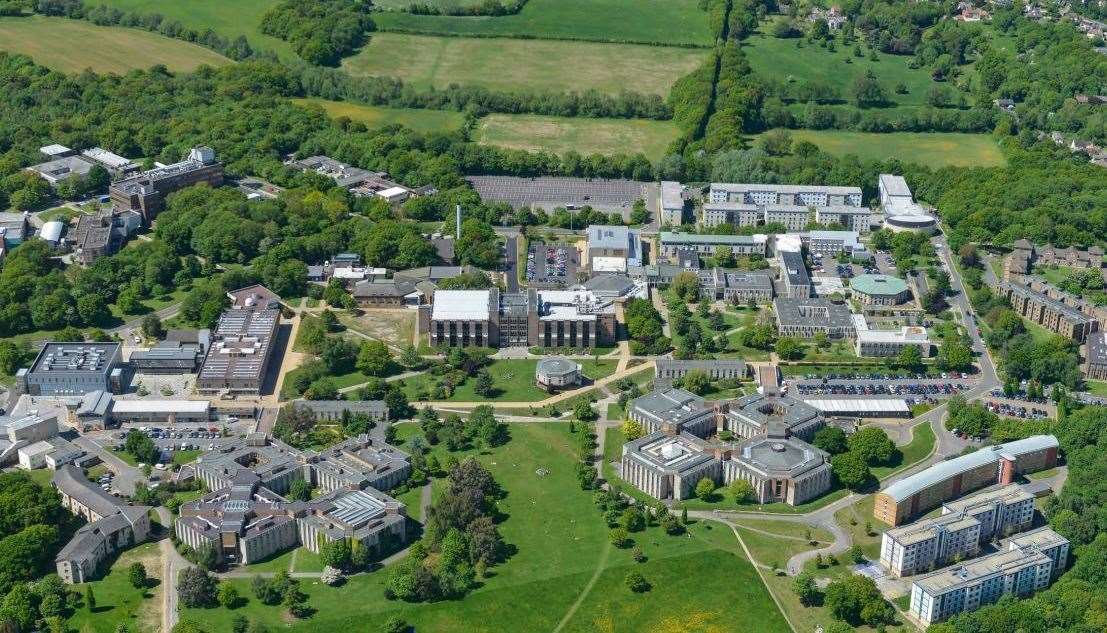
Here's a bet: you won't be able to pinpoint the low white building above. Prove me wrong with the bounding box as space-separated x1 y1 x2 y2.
853 315 931 357
109 399 211 424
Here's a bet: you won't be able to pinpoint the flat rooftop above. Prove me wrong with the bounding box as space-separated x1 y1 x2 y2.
773 298 853 328
431 290 494 321
29 343 120 375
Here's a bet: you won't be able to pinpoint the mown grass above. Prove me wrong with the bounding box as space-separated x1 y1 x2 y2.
0 15 231 74
372 0 711 46
749 129 1006 168
343 33 707 96
292 98 465 134
65 542 163 633
477 113 681 159
399 357 618 402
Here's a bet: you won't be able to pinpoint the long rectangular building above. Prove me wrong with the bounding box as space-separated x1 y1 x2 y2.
659 232 766 259
196 308 280 395
874 436 1058 526
110 147 223 221
1000 281 1097 342
774 297 855 339
704 183 865 230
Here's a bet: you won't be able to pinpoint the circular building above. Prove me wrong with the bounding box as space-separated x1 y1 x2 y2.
885 212 937 234
535 357 582 392
850 274 911 306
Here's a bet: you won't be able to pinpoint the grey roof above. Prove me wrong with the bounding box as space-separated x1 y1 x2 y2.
711 183 862 196
734 436 828 477
661 181 683 210
880 436 1059 502
630 387 704 424
660 232 759 246
29 343 120 376
773 298 853 328
53 464 127 518
728 393 821 437
582 274 636 296
879 174 913 198
624 430 717 475
655 359 746 373
26 155 94 182
1087 331 1107 365
294 400 387 416
779 250 810 287
536 357 580 377
1002 281 1095 323
353 279 416 298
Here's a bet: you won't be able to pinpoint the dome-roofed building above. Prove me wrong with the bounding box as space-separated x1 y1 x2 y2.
850 273 912 305
535 356 582 392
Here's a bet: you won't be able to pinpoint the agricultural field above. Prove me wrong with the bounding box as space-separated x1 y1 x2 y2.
87 0 292 56
343 33 706 96
476 114 680 159
373 0 712 46
0 16 231 74
742 27 958 108
292 98 465 134
750 129 1007 168
182 423 789 632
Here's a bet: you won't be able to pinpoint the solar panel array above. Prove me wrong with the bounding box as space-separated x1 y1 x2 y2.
328 490 387 528
198 309 279 386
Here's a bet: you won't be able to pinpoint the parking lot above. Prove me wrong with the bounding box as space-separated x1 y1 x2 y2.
526 242 579 287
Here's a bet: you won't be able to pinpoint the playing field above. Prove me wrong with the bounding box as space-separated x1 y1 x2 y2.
477 114 680 159
292 98 464 134
373 0 711 46
751 129 1007 168
0 16 230 74
343 33 707 96
181 423 789 632
742 28 962 108
87 0 291 56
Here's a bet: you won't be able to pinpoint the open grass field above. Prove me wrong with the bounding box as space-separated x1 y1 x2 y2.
373 0 711 46
476 114 680 159
749 129 1006 168
400 357 619 402
292 98 464 134
184 422 788 632
871 422 936 480
66 542 163 633
87 0 291 56
742 27 956 108
0 15 231 74
343 33 707 96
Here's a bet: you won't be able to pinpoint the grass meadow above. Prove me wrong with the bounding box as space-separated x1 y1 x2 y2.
182 423 789 632
476 114 681 159
343 33 707 96
751 129 1006 168
373 0 712 46
292 98 465 134
0 16 230 73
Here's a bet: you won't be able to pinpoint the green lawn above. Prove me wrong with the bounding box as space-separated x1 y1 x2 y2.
88 0 292 56
65 542 162 633
1084 380 1107 397
400 358 618 402
0 15 231 74
749 129 1007 168
184 422 789 632
1035 265 1076 287
292 98 465 134
343 33 707 97
38 206 86 223
172 450 202 466
870 423 936 480
372 0 711 46
742 27 960 109
477 113 680 160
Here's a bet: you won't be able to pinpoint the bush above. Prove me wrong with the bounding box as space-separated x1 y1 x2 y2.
624 571 650 593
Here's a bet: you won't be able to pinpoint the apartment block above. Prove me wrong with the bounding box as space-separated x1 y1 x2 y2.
1000 280 1097 343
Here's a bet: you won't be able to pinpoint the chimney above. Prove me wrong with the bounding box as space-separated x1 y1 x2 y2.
456 204 462 240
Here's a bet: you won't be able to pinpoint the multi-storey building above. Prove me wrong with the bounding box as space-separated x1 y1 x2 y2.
880 485 1034 577
874 436 1059 526
621 431 723 502
1000 281 1097 342
709 183 863 207
654 359 748 384
704 183 864 231
196 308 280 395
587 225 642 267
908 528 1069 626
853 316 931 357
110 147 223 221
16 343 122 397
659 181 685 226
803 230 866 258
697 268 774 302
850 274 912 305
724 436 833 505
658 232 766 259
774 297 855 339
778 249 812 298
1085 330 1107 380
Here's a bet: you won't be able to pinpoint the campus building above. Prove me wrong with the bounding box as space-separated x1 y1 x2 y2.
879 485 1035 577
286 155 416 201
873 436 1059 526
128 330 210 374
1084 331 1107 380
196 308 280 395
16 343 122 397
587 225 642 267
658 232 766 260
803 230 866 259
659 181 685 225
621 390 832 505
1000 281 1097 342
908 528 1069 626
290 400 388 423
698 268 774 302
778 249 812 299
879 174 938 234
773 297 855 339
654 359 748 384
52 465 150 583
704 183 864 230
850 274 912 305
535 357 582 391
853 316 931 358
110 147 224 221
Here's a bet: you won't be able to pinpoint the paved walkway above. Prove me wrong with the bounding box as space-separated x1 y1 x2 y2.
157 506 193 632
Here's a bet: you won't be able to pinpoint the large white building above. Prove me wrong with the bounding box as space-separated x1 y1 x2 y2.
704 183 866 231
878 174 938 234
853 316 931 358
908 527 1069 626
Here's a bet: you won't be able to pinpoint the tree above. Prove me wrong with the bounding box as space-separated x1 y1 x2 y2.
573 399 597 422
177 567 218 608
728 478 755 503
124 430 160 465
624 571 650 593
619 507 646 532
610 527 630 547
678 369 712 395
473 369 494 397
792 571 818 606
758 129 793 156
937 340 973 372
217 583 240 609
630 198 650 225
851 69 888 107
128 562 148 589
671 271 701 302
897 344 924 372
621 419 644 440
286 478 311 502
694 477 716 501
775 337 804 360
813 427 849 454
381 617 409 633
831 452 871 490
141 314 164 339
824 575 892 626
356 340 393 377
320 538 352 571
847 427 896 466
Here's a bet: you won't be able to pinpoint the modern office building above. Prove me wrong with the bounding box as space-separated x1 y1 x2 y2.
908 528 1069 626
52 465 150 583
773 298 855 339
16 343 122 397
658 232 766 259
851 274 912 305
587 225 642 267
110 147 224 221
128 330 210 374
196 309 280 395
1000 280 1097 342
874 436 1059 526
880 485 1034 577
287 155 415 200
698 268 774 302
